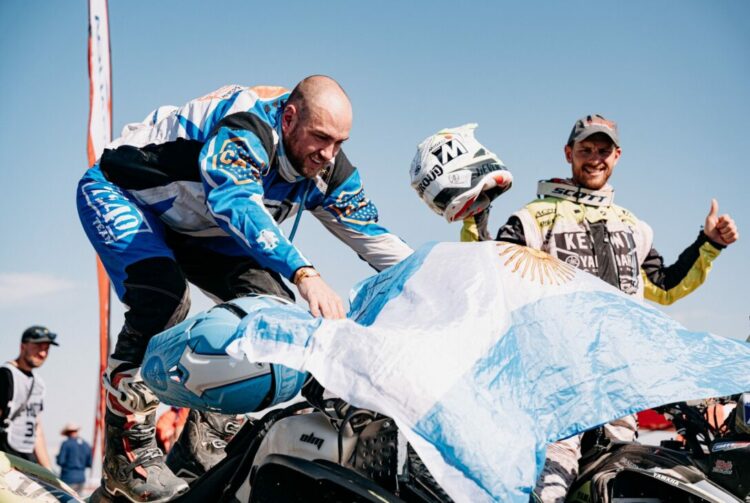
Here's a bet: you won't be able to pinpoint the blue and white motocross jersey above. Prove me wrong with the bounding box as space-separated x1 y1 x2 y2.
91 85 412 279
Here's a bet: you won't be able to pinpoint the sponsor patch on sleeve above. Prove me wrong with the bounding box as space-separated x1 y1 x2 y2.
211 136 267 185
327 188 379 225
256 229 280 251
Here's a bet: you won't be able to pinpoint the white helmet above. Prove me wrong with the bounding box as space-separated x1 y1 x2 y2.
410 124 512 222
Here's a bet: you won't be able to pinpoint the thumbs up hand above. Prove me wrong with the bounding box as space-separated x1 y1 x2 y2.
704 199 739 246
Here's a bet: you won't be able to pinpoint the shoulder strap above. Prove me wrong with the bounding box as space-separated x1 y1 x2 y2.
5 366 35 424
537 179 614 206
522 198 561 249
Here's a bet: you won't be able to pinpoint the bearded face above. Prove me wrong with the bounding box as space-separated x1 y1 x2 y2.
566 137 621 190
281 103 351 179
20 342 50 369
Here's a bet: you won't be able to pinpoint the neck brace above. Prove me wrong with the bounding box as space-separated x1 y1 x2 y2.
537 178 614 207
275 124 304 183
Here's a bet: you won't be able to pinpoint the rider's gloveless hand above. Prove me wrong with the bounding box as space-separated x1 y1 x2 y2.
297 274 346 319
704 199 739 246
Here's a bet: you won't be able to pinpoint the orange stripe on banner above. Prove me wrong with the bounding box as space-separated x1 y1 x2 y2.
88 0 113 461
92 257 110 458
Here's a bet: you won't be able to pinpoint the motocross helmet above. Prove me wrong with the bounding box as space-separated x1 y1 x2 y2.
410 123 512 222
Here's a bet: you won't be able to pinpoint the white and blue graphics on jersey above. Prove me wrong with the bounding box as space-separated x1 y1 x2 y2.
76 85 411 298
224 242 750 502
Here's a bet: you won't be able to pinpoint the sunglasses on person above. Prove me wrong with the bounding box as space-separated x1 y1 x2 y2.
21 326 59 346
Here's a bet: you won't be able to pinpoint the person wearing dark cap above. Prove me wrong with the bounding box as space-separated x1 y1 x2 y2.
57 422 92 494
0 326 58 469
461 114 739 502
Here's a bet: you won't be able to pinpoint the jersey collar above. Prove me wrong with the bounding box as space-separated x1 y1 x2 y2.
274 122 304 183
537 178 614 207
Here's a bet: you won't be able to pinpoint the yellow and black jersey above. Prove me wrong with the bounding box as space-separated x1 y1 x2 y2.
462 197 723 304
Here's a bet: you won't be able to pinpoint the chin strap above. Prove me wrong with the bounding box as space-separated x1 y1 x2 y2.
537 178 614 207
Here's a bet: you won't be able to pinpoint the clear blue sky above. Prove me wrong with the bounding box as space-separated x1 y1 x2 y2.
0 0 748 463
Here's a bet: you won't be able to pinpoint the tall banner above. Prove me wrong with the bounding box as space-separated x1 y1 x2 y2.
87 0 112 460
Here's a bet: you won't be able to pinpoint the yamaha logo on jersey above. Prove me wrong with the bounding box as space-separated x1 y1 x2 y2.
552 230 639 294
430 138 468 166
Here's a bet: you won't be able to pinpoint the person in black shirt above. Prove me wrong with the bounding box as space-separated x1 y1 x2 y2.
0 326 57 469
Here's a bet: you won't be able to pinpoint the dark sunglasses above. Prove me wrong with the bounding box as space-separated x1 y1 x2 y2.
22 327 57 343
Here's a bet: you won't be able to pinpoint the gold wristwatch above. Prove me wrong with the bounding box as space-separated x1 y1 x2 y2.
293 267 320 285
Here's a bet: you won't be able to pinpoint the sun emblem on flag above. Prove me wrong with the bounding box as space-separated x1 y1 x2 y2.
497 244 576 285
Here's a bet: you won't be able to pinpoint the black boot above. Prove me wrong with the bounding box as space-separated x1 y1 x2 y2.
166 409 245 483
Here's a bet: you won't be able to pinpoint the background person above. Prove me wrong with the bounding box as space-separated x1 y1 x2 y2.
0 326 57 470
56 422 92 494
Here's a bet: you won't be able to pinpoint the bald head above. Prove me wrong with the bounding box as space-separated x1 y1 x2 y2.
281 75 353 178
286 75 352 122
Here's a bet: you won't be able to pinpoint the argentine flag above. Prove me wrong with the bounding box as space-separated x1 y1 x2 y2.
231 242 749 502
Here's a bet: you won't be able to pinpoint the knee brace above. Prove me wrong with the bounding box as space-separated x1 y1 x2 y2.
142 295 307 414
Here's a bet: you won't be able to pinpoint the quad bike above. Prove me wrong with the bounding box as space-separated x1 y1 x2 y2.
169 378 450 503
86 394 749 503
567 394 750 503
171 376 449 503
177 392 750 503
